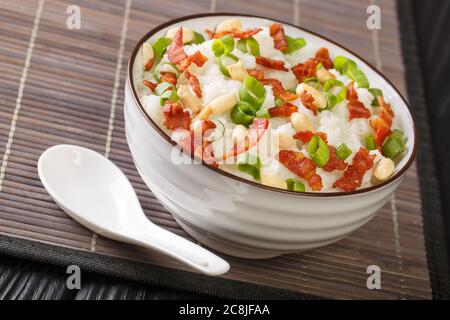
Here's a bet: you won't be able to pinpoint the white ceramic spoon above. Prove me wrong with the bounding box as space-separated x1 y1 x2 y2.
38 144 229 276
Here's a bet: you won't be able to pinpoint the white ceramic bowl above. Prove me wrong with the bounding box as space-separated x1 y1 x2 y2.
124 14 417 259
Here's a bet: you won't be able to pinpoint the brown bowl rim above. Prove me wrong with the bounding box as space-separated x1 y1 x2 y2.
126 12 418 198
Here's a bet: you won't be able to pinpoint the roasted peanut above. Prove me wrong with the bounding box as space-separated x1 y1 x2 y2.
177 85 201 113
215 18 242 33
209 94 237 114
373 158 395 181
290 112 314 131
142 43 154 71
166 27 194 43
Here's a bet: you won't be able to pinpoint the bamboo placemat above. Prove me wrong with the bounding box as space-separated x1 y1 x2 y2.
0 0 433 299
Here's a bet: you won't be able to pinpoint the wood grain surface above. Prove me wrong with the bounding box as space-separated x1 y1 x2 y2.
0 0 431 299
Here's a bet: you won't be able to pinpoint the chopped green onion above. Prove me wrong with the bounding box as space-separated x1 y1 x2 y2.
303 77 321 89
219 53 239 77
286 179 306 192
391 129 404 140
333 56 357 74
333 55 369 88
307 136 330 167
324 93 338 110
284 36 306 54
159 89 178 105
346 66 369 88
152 37 172 59
336 144 352 160
239 76 267 109
212 34 234 57
230 101 256 127
237 154 262 181
323 79 346 110
256 109 270 119
365 134 377 150
368 88 383 106
188 31 205 45
236 37 260 56
154 82 174 95
275 98 284 106
382 134 406 159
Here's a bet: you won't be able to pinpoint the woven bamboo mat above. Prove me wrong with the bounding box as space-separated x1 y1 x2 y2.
0 0 432 299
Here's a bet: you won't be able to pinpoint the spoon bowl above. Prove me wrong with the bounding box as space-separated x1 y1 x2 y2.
38 144 229 275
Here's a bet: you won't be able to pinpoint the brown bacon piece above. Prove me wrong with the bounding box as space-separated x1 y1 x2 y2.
177 120 217 166
291 59 318 82
189 50 208 67
322 146 347 172
268 102 298 117
374 126 391 149
293 130 328 143
346 82 371 120
300 92 318 115
211 28 262 39
261 78 297 101
370 96 394 131
314 47 333 70
162 101 191 131
333 147 375 191
142 80 157 92
160 72 177 85
269 23 288 52
185 71 202 98
167 27 188 64
247 68 265 81
255 56 288 71
277 150 323 191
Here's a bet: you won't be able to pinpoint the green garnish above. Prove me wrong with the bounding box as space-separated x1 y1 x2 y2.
286 179 306 192
307 136 330 167
152 37 172 60
237 154 262 181
239 76 267 109
212 34 234 57
236 37 260 56
382 130 406 159
368 88 383 106
188 31 205 45
219 53 239 77
365 134 377 150
284 36 306 54
230 101 256 127
336 144 352 160
333 55 369 88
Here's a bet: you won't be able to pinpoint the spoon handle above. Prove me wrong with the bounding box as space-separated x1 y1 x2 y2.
127 223 230 276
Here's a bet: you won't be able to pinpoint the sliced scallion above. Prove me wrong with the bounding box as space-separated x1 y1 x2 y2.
230 101 256 127
382 135 406 159
336 144 352 160
188 31 205 45
154 82 174 96
239 76 267 109
286 179 306 192
219 53 239 77
159 89 178 105
307 136 330 167
236 37 260 56
303 77 321 89
333 55 369 88
368 88 383 106
212 34 234 57
284 36 306 54
365 134 377 150
152 37 172 60
237 154 262 181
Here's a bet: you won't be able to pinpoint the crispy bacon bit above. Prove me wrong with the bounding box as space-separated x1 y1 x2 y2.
160 72 177 85
293 130 328 143
322 146 347 172
268 102 298 117
300 92 318 115
374 126 391 148
162 101 191 131
185 71 202 98
222 118 269 160
167 27 188 64
269 23 288 52
370 96 394 131
142 80 157 92
247 68 265 81
212 28 262 39
291 59 318 82
346 82 371 120
178 120 217 165
189 50 208 67
333 147 375 191
277 150 323 191
261 78 297 101
314 47 333 70
205 29 215 39
255 56 288 71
